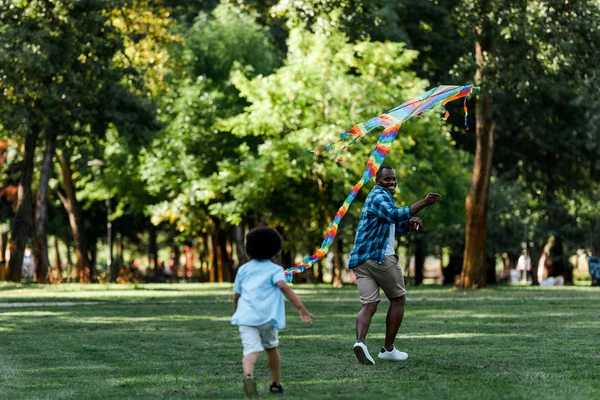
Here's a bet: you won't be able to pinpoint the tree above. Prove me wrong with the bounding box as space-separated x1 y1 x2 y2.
142 3 282 280
0 0 158 282
451 0 600 288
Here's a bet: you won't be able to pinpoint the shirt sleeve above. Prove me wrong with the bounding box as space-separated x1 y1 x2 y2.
233 268 243 294
272 268 286 285
395 220 410 235
369 192 412 224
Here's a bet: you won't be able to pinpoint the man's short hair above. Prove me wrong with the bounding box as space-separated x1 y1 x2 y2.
376 166 394 180
245 227 283 260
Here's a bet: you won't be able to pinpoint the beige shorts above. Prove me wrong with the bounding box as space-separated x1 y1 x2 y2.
353 255 406 304
239 322 279 356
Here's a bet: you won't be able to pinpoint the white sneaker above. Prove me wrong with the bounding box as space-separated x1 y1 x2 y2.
377 345 408 361
353 341 375 365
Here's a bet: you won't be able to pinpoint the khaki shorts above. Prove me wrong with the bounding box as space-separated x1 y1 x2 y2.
353 255 406 304
239 322 279 356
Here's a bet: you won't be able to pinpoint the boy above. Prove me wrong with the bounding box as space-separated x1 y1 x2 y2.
231 227 315 398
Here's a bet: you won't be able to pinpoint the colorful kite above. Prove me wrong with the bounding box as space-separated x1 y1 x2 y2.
284 85 478 283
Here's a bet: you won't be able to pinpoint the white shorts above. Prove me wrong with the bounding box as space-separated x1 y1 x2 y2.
239 322 279 356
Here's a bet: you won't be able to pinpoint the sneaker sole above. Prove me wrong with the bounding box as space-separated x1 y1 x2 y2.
378 355 408 362
353 346 375 365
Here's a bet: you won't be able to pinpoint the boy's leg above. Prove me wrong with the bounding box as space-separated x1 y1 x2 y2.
239 326 264 398
242 352 260 376
265 347 281 384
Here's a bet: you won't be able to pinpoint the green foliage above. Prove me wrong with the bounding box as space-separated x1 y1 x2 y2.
142 3 282 235
186 3 281 83
217 23 471 255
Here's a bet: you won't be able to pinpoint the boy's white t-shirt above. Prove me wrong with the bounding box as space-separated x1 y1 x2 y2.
230 259 287 329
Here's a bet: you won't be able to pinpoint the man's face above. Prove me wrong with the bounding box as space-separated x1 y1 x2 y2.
376 169 397 195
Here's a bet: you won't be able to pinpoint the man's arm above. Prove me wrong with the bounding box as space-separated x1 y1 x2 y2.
371 193 412 223
409 193 441 215
275 281 315 322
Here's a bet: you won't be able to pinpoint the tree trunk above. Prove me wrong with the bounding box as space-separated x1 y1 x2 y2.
148 223 158 276
53 236 62 283
34 130 57 283
0 229 7 281
486 255 497 284
546 235 567 280
444 253 463 286
171 243 180 282
218 227 231 282
8 131 38 282
66 242 73 282
207 234 216 283
414 237 425 286
57 152 91 283
459 31 495 290
314 258 323 284
232 223 247 268
199 234 208 282
332 238 343 288
90 237 97 282
117 233 124 273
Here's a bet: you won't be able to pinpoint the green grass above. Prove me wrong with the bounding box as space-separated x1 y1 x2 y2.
0 283 599 399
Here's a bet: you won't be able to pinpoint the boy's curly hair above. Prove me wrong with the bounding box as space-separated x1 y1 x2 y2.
245 227 283 260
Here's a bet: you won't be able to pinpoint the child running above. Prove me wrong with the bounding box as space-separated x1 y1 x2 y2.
231 226 315 398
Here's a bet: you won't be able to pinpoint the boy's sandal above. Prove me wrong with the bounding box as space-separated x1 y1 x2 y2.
269 383 284 394
244 376 259 398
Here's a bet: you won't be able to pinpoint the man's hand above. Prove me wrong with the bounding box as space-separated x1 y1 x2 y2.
423 193 441 205
410 217 423 231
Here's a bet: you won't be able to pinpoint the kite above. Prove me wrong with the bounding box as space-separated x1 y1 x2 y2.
284 85 478 283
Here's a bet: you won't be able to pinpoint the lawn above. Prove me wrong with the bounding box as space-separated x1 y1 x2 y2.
0 283 598 399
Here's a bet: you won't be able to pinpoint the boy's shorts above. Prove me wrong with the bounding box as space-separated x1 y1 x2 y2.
353 254 406 304
239 322 279 356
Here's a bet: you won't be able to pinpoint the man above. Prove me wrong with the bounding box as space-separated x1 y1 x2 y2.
348 166 440 365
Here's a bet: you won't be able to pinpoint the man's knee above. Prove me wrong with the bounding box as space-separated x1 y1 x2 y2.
362 302 378 315
390 295 405 306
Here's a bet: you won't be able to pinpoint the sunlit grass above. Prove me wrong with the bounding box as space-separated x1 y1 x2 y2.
0 283 599 399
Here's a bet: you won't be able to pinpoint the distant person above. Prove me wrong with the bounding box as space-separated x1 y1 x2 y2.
537 252 547 283
510 266 520 284
231 227 315 398
347 166 440 365
516 250 531 283
21 248 34 280
588 248 600 287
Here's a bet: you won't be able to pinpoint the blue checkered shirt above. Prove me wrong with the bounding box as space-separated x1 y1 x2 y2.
348 185 412 269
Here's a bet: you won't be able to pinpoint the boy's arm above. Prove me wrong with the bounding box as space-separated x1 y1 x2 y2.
275 281 315 323
233 292 241 312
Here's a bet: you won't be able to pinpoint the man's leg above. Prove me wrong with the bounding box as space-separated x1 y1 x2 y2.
384 295 405 351
353 262 381 365
356 302 378 342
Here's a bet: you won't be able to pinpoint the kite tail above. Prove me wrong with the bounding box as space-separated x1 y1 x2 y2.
301 115 387 160
463 96 470 130
285 121 400 283
301 123 366 156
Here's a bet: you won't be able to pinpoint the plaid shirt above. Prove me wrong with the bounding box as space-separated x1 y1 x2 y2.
348 185 412 269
